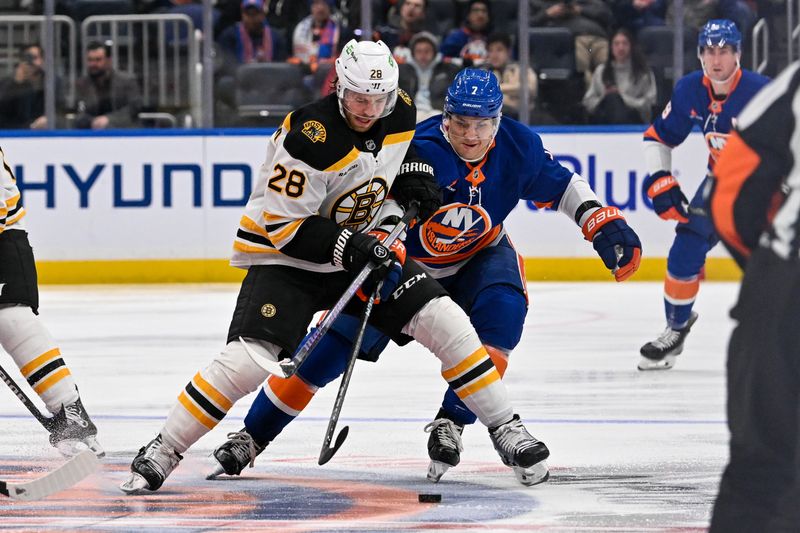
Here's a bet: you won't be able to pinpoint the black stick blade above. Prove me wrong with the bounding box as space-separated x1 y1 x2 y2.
318 426 349 465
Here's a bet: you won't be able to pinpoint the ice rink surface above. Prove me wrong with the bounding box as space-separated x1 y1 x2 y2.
0 281 738 531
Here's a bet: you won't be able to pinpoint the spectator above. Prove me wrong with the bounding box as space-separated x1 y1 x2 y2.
405 31 445 121
440 0 491 66
375 0 436 61
264 0 308 32
290 0 341 73
484 32 538 120
582 28 656 123
531 0 614 83
216 0 286 69
610 0 667 34
0 44 62 130
73 41 141 129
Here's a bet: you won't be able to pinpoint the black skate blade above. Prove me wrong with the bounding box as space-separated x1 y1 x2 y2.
318 426 349 465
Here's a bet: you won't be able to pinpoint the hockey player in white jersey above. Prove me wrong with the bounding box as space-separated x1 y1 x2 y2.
0 146 104 458
120 40 550 494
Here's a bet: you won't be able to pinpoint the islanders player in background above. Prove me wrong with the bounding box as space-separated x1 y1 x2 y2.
208 69 642 486
638 20 769 371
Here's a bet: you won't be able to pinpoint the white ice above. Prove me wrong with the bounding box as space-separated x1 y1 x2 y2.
0 281 736 531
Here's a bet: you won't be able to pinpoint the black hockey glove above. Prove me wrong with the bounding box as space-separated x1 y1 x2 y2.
332 228 393 273
392 159 442 223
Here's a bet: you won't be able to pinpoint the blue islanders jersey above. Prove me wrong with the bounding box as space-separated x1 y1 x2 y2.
406 114 574 277
644 69 770 168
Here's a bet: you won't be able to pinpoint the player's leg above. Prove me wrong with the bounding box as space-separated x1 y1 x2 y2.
210 317 390 477
640 183 719 370
0 229 102 457
372 260 548 485
121 265 323 493
710 250 800 531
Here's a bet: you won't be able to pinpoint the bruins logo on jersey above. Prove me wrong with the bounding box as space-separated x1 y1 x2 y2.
302 120 327 143
331 178 388 230
398 88 412 107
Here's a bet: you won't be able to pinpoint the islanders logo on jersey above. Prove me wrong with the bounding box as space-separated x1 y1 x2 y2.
421 203 493 258
331 177 388 231
705 132 730 161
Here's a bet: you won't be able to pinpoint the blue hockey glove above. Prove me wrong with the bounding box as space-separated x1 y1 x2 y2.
643 171 690 223
582 207 642 282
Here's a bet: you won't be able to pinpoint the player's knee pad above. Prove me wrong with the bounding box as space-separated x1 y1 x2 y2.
667 228 715 278
0 304 77 411
402 296 480 368
206 339 276 399
470 284 527 351
295 328 353 388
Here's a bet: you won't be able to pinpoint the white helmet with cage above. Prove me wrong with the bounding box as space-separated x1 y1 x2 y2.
335 39 399 121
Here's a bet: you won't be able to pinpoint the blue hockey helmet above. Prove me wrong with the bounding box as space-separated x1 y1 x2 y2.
444 68 503 118
697 19 742 53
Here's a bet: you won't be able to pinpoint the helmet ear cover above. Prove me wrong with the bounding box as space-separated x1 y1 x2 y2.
335 39 399 120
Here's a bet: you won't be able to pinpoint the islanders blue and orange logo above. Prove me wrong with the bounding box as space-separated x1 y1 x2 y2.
421 203 493 258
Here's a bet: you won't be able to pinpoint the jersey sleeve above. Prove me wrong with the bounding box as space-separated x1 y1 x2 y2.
644 76 696 147
520 132 574 209
712 64 798 263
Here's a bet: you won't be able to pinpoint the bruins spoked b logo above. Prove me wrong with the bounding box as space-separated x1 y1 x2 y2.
260 304 277 318
331 178 388 230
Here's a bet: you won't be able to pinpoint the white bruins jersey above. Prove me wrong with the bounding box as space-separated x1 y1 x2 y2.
0 146 26 233
231 91 416 273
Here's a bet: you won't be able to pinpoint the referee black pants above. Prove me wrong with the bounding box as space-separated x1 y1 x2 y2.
710 249 800 533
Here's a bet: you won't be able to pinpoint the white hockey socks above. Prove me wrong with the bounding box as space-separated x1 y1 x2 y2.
160 339 277 453
403 297 513 428
0 304 78 413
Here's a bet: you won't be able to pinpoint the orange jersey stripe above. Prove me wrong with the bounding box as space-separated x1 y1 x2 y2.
267 374 316 412
442 346 488 381
643 124 669 145
485 346 509 376
20 348 61 377
712 131 761 257
33 367 71 394
178 391 216 430
192 372 233 411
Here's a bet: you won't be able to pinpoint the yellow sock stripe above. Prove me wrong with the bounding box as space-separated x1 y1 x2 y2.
452 369 502 400
32 367 71 394
20 347 62 377
441 346 489 381
192 372 233 411
177 391 217 430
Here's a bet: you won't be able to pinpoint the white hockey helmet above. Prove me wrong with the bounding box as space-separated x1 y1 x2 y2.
335 39 399 120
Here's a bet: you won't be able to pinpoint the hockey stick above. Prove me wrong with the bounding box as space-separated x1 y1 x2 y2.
242 202 419 378
0 362 55 432
318 283 379 466
0 449 99 501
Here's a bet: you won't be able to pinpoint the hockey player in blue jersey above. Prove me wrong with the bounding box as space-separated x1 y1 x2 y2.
208 69 642 485
638 19 770 371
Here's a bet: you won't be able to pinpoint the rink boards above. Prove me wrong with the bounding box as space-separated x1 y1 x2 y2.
0 127 738 283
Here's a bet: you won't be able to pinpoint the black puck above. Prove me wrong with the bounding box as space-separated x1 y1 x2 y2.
418 493 442 503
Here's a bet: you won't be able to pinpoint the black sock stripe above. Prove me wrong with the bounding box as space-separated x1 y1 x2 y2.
237 229 275 247
447 358 495 391
185 382 226 421
26 359 66 387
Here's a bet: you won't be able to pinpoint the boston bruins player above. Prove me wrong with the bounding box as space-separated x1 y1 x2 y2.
120 39 550 494
0 146 103 458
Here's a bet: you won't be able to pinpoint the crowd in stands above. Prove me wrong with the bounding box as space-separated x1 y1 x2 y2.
0 0 784 129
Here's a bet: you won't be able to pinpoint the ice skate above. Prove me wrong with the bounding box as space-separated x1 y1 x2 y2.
120 434 182 494
206 428 266 479
48 397 105 458
423 410 464 483
638 312 699 371
488 414 550 486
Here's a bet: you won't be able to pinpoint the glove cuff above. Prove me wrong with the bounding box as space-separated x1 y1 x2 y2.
582 206 625 241
645 171 680 199
331 228 353 268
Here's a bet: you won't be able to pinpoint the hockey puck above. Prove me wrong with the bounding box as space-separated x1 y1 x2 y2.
418 493 442 503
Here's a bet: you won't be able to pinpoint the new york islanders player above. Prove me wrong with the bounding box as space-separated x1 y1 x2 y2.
120 43 550 494
208 69 642 486
638 20 769 371
0 146 104 458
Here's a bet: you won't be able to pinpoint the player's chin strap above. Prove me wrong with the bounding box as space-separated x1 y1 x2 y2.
439 114 501 164
240 201 420 379
699 52 741 87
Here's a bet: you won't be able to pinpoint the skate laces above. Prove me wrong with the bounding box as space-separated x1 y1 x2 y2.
424 419 463 453
652 326 682 349
142 436 181 472
223 430 259 468
491 417 536 454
